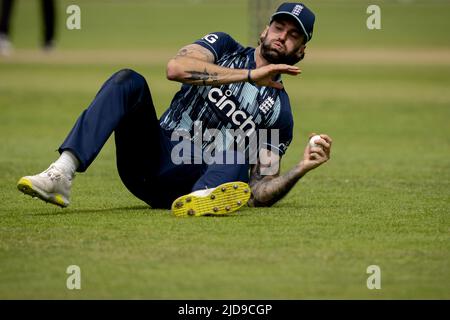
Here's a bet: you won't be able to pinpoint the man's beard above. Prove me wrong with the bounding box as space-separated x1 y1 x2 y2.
260 36 301 65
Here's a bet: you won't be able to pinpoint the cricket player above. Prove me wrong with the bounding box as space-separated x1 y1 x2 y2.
17 2 332 216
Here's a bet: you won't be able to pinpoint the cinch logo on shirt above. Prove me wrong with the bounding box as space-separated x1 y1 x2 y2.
207 88 256 135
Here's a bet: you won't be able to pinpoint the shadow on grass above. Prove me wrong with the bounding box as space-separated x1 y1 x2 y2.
26 206 244 218
27 205 155 216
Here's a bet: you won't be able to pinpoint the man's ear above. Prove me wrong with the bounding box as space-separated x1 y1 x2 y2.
295 44 306 60
258 26 269 44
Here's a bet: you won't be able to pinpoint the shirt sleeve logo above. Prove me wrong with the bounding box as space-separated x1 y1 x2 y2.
203 33 219 44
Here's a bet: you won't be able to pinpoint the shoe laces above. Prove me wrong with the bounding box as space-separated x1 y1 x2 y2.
43 164 63 181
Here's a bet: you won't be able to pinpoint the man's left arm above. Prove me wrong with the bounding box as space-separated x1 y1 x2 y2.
248 134 332 207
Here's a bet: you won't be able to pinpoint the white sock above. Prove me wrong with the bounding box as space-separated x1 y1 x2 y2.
54 151 80 178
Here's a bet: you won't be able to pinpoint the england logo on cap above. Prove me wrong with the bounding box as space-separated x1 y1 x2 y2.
270 2 316 42
292 4 304 16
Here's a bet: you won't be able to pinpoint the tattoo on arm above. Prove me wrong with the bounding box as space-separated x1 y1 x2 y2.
174 44 215 62
176 48 189 57
249 163 303 207
184 68 219 86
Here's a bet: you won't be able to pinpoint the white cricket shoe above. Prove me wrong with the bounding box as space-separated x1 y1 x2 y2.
171 181 251 217
17 164 72 207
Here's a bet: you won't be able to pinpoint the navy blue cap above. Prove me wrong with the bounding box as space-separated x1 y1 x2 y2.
270 2 315 42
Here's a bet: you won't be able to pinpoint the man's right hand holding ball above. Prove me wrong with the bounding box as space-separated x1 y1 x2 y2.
297 133 333 174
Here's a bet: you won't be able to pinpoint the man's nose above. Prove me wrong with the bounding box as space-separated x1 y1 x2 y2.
278 30 288 42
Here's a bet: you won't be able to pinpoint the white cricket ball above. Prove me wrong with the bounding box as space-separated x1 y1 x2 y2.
309 135 323 148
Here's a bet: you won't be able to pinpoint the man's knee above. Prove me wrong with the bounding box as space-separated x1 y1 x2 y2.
113 68 146 87
111 68 151 108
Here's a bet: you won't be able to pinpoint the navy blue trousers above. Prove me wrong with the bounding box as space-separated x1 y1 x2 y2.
59 69 249 208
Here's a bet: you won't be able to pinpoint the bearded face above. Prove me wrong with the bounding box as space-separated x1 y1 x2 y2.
260 18 306 65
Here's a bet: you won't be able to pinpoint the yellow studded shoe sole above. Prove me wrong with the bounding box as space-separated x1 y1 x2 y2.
17 177 68 208
171 181 251 217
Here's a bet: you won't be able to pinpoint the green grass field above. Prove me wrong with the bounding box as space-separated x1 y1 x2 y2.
0 0 449 299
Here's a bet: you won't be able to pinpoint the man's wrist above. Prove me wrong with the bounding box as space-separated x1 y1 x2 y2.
295 161 309 177
247 68 255 84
